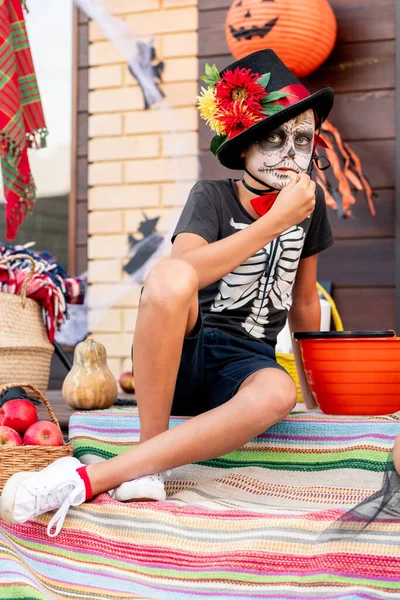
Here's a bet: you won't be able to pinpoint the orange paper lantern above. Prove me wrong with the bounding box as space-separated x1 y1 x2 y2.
225 0 337 78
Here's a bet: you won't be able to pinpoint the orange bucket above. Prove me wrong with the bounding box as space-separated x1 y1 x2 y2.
293 331 400 415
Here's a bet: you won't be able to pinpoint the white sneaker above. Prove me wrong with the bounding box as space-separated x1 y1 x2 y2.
0 456 86 537
111 471 170 502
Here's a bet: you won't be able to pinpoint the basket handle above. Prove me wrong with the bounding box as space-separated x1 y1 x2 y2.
316 282 344 332
0 383 61 431
0 254 37 308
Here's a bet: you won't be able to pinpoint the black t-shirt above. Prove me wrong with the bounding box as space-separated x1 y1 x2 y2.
172 179 334 347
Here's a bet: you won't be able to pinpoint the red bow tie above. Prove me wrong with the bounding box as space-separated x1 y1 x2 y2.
250 193 278 217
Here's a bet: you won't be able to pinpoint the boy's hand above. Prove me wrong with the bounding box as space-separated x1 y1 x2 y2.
266 172 316 231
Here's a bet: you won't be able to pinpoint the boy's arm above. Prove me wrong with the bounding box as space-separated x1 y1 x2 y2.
172 173 316 290
171 214 282 290
288 254 321 409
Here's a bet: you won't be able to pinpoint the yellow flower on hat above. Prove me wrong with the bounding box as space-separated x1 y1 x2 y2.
197 87 226 135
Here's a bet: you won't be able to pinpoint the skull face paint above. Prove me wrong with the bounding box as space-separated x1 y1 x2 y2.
244 109 316 190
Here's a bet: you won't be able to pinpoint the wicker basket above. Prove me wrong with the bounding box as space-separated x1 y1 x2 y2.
0 255 54 390
0 383 73 492
276 283 343 403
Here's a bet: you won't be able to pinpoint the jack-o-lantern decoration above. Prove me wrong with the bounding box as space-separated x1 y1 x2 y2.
225 0 337 78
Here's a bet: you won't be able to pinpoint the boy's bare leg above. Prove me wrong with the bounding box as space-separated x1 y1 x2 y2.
87 368 297 496
133 258 199 443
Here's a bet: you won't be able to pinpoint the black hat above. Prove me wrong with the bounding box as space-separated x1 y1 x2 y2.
198 49 334 170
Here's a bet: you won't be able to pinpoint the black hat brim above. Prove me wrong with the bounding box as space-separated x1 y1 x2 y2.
216 87 334 170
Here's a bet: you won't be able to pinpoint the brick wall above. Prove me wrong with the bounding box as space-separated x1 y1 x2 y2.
87 0 199 381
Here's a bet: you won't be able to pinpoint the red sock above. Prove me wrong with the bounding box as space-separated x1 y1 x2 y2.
76 466 93 500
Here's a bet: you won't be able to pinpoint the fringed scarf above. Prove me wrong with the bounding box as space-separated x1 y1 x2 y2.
316 120 375 218
0 0 47 240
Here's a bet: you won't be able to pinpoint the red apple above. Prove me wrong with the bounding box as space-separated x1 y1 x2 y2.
119 371 135 393
0 425 23 446
23 421 63 447
0 399 38 434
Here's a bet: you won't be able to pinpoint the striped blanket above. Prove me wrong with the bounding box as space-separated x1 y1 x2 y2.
1 409 400 599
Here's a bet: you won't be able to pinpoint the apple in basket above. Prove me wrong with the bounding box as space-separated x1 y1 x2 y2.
0 425 23 446
23 421 64 447
0 399 38 434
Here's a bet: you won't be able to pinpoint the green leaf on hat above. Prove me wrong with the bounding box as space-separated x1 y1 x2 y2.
210 134 228 155
262 91 293 104
201 63 221 88
256 72 271 88
205 63 214 77
261 103 286 116
211 64 221 81
200 75 216 86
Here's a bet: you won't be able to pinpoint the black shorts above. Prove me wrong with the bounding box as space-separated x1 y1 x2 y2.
171 310 288 416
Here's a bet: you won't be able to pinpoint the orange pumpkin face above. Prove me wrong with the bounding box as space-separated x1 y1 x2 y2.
225 0 337 78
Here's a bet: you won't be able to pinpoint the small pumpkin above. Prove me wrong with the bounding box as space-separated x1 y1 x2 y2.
62 338 118 410
225 0 337 78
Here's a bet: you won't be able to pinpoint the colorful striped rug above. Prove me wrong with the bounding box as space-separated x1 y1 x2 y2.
0 409 399 599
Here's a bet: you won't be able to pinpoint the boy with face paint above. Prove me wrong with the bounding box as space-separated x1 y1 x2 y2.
0 51 335 533
243 108 316 215
247 109 315 191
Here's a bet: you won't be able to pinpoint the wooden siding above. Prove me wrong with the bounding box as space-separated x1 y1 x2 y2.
50 10 89 389
74 10 89 276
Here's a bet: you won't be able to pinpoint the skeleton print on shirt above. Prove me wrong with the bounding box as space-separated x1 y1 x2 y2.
210 219 306 339
172 178 334 347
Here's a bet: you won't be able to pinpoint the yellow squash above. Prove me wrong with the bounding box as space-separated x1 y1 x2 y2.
62 338 118 410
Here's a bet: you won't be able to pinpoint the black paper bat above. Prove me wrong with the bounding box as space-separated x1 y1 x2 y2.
123 214 164 276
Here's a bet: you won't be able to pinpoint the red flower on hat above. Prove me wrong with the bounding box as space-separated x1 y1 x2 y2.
219 102 263 139
215 67 265 114
198 62 292 156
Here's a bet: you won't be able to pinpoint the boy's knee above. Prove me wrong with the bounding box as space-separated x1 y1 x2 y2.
278 383 298 416
269 377 297 417
259 396 295 431
245 371 297 429
142 259 198 308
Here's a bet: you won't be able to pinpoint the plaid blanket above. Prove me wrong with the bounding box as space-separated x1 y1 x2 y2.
1 410 399 599
0 0 47 239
